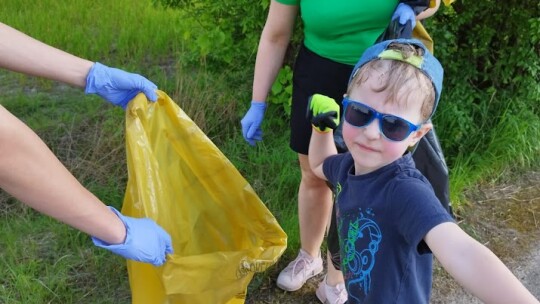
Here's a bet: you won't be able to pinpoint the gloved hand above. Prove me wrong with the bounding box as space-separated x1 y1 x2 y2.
392 3 416 28
240 101 267 146
306 94 340 132
85 62 158 109
92 206 173 266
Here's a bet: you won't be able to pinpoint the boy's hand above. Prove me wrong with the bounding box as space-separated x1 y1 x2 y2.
92 207 173 266
307 94 340 132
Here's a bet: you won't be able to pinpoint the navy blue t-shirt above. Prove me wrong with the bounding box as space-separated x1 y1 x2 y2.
323 153 454 304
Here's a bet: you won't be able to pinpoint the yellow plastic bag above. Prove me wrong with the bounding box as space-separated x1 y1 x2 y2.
412 22 434 53
121 91 287 304
414 0 455 53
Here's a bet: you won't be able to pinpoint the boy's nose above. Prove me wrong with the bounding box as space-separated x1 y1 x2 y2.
363 118 381 140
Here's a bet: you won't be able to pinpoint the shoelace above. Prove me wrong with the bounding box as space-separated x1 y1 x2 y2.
287 255 310 278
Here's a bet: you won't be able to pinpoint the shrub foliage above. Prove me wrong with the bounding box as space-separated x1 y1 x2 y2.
157 0 539 180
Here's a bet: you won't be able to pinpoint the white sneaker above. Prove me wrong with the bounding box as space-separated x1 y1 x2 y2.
316 275 348 304
276 249 324 291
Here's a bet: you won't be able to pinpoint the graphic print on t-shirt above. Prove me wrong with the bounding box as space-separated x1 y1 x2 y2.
338 208 382 299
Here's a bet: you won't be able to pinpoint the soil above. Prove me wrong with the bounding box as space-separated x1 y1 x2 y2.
245 170 540 303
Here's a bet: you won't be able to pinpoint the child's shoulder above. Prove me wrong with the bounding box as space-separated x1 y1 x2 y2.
387 165 440 206
392 155 433 188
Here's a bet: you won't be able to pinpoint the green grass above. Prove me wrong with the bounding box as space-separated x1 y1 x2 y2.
0 0 539 303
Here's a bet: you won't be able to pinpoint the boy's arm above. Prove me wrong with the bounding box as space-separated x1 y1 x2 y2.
425 222 539 303
309 127 337 180
307 94 339 180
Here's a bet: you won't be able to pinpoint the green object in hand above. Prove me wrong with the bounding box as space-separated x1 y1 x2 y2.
307 94 340 132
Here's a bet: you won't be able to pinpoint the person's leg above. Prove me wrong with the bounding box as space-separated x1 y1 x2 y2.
298 155 347 304
316 256 347 304
297 154 333 256
276 154 331 291
326 253 345 285
280 44 349 298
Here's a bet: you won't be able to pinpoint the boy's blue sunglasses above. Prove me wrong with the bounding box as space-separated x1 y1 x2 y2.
342 97 421 142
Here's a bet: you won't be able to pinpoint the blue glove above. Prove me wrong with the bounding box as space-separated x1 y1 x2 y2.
85 62 158 109
92 206 173 266
240 101 267 146
392 3 416 28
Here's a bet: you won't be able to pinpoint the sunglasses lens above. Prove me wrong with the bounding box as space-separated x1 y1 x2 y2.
381 116 413 141
345 103 374 127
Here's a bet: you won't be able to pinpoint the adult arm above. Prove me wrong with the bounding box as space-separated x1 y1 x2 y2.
0 106 125 244
417 0 441 20
0 22 157 107
251 0 298 102
0 22 92 88
426 222 539 303
0 22 170 265
240 0 298 145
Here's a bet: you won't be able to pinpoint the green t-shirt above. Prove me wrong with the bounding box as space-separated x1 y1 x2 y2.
277 0 398 65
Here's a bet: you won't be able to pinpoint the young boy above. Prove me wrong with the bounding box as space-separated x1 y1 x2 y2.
307 38 538 303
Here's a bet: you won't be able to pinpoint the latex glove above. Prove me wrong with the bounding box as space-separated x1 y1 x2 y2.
240 101 267 146
92 206 173 266
307 94 340 132
392 3 416 28
85 62 158 109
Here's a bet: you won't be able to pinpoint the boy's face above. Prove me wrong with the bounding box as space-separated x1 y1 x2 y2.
342 71 432 175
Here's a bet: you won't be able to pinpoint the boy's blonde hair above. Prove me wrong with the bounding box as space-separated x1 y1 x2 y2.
347 43 436 121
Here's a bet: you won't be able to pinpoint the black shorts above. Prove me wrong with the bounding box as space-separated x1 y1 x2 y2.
289 44 354 155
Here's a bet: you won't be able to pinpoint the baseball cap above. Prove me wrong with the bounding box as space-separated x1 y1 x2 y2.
348 38 443 118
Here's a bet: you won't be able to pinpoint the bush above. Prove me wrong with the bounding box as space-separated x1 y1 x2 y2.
154 0 271 67
426 0 539 169
156 0 540 199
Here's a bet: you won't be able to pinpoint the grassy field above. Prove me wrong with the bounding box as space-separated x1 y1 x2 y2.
0 1 298 302
0 0 538 303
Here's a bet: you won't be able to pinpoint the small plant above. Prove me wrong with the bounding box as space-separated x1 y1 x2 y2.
268 65 293 116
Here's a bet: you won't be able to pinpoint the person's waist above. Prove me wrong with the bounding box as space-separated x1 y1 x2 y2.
303 31 383 65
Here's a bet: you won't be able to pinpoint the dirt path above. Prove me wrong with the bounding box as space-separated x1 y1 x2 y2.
431 170 540 303
247 170 540 303
431 240 540 303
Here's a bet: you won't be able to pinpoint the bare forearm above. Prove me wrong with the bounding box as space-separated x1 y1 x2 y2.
417 0 440 20
252 33 291 102
252 1 297 102
0 106 125 244
308 130 337 178
430 224 538 303
448 243 536 303
0 22 93 88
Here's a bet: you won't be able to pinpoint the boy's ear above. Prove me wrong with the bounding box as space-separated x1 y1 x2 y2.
408 122 433 147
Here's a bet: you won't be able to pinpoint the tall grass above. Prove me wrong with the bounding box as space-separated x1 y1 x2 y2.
441 91 540 206
0 0 297 302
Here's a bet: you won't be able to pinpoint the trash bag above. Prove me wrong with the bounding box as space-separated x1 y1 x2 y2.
376 18 433 52
121 91 287 304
